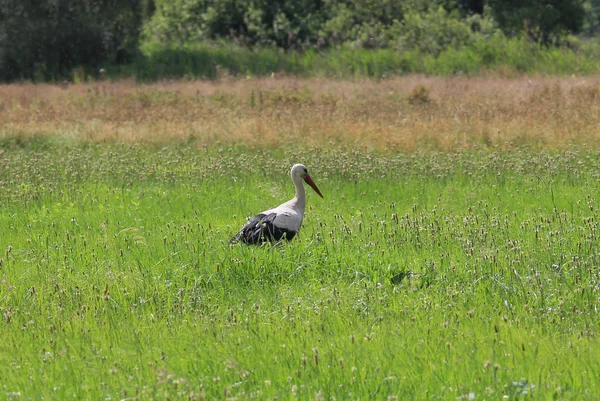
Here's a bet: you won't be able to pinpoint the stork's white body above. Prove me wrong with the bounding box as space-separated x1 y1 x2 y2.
231 164 323 244
260 204 302 232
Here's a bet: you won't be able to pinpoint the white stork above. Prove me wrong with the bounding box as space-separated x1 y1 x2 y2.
231 164 324 244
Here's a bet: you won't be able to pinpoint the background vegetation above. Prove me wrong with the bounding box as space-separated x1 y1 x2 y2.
3 76 600 151
1 0 600 81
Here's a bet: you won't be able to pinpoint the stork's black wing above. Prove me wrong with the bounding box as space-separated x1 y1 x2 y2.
231 212 296 245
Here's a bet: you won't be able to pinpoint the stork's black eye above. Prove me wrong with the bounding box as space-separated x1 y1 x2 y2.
303 168 308 174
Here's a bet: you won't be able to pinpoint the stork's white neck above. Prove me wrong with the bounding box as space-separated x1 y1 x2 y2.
285 174 306 215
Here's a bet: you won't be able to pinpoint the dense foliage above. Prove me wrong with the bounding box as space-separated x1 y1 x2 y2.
142 0 484 50
0 0 592 81
0 0 152 81
487 0 585 44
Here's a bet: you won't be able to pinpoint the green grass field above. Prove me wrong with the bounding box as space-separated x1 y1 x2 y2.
1 142 599 400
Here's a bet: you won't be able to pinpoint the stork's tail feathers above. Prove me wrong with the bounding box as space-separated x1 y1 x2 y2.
230 213 296 245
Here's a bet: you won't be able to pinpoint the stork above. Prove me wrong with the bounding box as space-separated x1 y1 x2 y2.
231 164 324 244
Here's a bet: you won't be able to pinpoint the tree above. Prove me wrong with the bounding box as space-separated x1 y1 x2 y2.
143 0 480 49
0 0 146 81
487 0 585 44
144 0 329 48
583 0 600 34
462 0 484 15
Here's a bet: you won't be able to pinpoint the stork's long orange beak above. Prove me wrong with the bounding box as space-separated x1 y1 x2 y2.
304 175 324 199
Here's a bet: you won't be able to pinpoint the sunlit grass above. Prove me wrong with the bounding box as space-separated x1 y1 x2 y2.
0 143 599 399
2 75 600 151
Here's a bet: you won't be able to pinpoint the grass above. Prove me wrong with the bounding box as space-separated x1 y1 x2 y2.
1 77 600 399
2 75 600 151
108 38 600 81
0 143 599 400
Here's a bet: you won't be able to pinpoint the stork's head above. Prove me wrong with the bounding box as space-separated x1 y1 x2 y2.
291 164 324 199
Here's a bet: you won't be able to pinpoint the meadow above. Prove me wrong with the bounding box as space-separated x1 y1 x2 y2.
1 77 600 400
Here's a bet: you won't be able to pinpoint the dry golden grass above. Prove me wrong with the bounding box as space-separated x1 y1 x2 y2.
2 75 600 151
